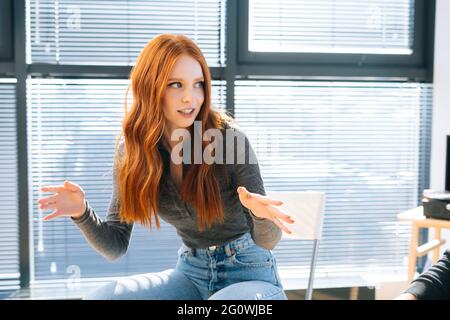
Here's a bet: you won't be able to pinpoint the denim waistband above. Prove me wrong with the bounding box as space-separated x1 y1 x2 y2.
180 232 254 257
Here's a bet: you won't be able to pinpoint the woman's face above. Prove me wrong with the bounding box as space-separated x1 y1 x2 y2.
162 54 205 133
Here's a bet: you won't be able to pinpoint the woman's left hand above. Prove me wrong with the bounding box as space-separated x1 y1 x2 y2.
237 186 295 234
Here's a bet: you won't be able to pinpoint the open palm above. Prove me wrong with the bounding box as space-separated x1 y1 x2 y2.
237 186 295 234
37 180 86 221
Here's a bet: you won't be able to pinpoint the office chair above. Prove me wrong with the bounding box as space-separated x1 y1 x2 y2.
266 191 326 300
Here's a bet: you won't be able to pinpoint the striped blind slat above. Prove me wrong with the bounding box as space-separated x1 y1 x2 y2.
0 81 20 291
249 0 414 54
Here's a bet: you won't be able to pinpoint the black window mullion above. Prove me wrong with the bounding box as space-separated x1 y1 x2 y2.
14 0 31 289
225 0 238 117
0 0 13 60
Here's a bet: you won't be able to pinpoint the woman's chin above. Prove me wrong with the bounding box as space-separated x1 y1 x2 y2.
180 115 202 127
167 112 201 130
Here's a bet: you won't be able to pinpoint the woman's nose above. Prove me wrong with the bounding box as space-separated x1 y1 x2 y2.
182 89 193 103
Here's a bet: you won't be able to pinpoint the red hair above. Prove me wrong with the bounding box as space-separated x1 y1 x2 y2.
117 34 231 231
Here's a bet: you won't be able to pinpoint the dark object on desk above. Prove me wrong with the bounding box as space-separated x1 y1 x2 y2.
423 190 450 220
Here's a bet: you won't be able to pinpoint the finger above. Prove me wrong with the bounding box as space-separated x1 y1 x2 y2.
37 194 58 205
263 197 283 206
272 216 292 234
39 201 58 211
43 210 62 221
267 206 295 224
237 187 283 206
64 180 81 192
253 194 283 206
41 185 64 193
237 186 252 199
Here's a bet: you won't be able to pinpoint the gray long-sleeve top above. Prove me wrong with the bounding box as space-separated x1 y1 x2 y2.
404 249 450 299
71 125 282 261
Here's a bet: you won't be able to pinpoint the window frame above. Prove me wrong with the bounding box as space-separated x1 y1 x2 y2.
237 0 435 82
0 0 13 60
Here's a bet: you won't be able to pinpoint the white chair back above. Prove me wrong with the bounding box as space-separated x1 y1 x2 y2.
266 191 325 240
266 190 326 300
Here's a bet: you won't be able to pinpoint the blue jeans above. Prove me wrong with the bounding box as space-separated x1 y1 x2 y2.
84 232 287 300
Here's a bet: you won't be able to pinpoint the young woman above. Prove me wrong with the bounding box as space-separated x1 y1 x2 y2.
37 34 294 300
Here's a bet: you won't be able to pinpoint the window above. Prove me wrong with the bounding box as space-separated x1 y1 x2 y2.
238 0 432 80
28 79 226 281
28 0 226 66
235 80 433 285
248 0 414 54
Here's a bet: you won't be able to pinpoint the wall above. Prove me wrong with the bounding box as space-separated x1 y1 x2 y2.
429 0 450 252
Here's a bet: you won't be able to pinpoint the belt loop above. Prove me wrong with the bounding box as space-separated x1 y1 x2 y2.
183 243 195 256
224 245 231 257
225 243 235 257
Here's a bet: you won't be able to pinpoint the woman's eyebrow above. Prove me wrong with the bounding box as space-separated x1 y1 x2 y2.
168 77 204 82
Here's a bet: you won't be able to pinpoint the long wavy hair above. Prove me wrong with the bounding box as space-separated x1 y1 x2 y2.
116 34 231 231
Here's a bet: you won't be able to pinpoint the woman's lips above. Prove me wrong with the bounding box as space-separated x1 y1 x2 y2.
177 108 195 118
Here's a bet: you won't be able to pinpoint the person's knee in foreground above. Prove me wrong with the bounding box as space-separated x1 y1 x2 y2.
395 249 450 300
37 33 294 300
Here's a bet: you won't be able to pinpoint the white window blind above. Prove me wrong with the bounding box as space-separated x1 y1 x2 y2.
0 80 20 291
27 0 226 66
249 0 414 54
234 80 432 286
28 79 226 281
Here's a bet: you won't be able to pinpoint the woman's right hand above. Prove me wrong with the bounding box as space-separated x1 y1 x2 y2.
37 180 86 221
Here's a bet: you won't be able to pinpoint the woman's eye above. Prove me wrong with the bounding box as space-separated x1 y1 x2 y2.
169 82 182 88
195 81 204 88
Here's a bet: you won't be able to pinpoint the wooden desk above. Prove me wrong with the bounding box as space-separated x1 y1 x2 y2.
398 206 450 282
